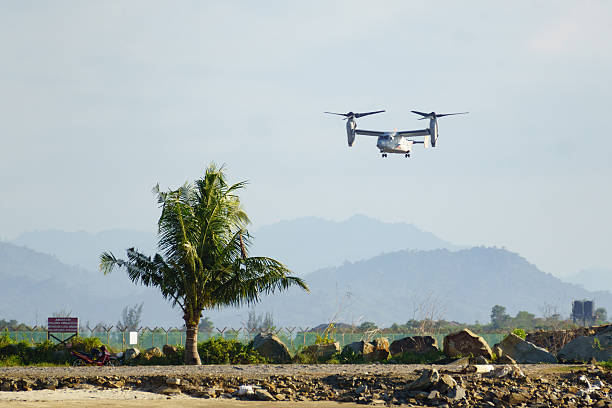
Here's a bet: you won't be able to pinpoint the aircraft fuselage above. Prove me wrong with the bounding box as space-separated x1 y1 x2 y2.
376 135 413 153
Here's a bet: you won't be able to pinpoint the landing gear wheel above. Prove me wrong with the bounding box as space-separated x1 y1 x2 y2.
381 153 387 158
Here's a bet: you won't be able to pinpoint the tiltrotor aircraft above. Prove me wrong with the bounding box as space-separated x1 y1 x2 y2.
325 110 467 158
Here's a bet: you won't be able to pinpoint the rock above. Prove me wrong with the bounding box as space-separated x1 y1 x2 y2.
473 355 489 364
496 333 557 364
252 333 292 363
0 381 14 391
446 385 466 401
488 364 525 378
437 374 457 394
434 373 465 401
558 327 612 362
427 390 441 399
123 348 140 360
355 384 368 395
41 379 58 390
301 342 341 362
370 338 390 361
443 329 493 359
344 338 390 361
143 347 163 359
166 377 181 386
158 386 181 395
255 389 276 401
390 336 439 356
498 354 517 365
345 340 374 356
406 368 440 391
508 392 528 404
162 344 177 356
465 364 495 373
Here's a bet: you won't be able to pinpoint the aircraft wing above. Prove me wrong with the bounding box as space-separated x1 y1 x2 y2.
396 129 430 137
355 129 387 136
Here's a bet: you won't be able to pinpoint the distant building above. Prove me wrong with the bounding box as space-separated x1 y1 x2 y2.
572 300 595 326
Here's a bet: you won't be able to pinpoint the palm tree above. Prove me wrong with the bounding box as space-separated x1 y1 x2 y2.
100 163 308 364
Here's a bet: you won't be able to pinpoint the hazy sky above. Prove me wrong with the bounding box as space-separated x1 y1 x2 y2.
1 1 611 278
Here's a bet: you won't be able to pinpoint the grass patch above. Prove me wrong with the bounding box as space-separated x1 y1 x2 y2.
388 349 446 364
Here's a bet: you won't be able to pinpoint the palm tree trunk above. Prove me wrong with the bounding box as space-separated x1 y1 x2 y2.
184 321 201 365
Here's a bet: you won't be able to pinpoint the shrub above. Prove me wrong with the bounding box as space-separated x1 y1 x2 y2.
0 330 15 347
132 346 185 366
388 349 446 364
69 337 103 352
198 337 265 364
0 355 22 366
314 324 336 345
0 340 70 365
333 347 364 364
512 328 527 340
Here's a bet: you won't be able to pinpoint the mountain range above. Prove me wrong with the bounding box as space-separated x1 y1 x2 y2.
2 215 610 327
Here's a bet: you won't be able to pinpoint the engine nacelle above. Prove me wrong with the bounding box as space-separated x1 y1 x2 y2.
429 117 439 147
346 118 357 147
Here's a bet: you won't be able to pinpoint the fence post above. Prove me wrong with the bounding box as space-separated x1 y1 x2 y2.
104 325 113 346
299 327 309 346
138 327 145 349
286 327 296 351
216 327 227 339
230 327 241 340
163 327 170 346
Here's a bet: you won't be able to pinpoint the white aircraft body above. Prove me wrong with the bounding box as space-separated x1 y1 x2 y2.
326 110 467 158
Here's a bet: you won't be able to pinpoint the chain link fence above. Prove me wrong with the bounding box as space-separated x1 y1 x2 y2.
1 326 505 354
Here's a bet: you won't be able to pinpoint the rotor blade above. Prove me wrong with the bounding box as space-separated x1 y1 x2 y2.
355 110 385 118
411 110 430 117
324 112 348 117
436 112 469 118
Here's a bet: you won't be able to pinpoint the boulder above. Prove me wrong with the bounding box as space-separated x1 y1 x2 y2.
390 335 439 356
162 344 178 356
124 348 140 360
142 347 163 359
370 337 390 361
558 326 612 362
496 333 556 364
252 333 291 363
343 338 390 361
345 340 374 355
443 329 493 359
301 342 341 362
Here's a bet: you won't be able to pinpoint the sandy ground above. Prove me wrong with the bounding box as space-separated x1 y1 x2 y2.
0 389 372 408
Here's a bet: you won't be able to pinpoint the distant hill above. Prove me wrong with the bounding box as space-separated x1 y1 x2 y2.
0 242 183 327
6 219 609 329
201 247 612 327
250 215 457 274
564 268 612 293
